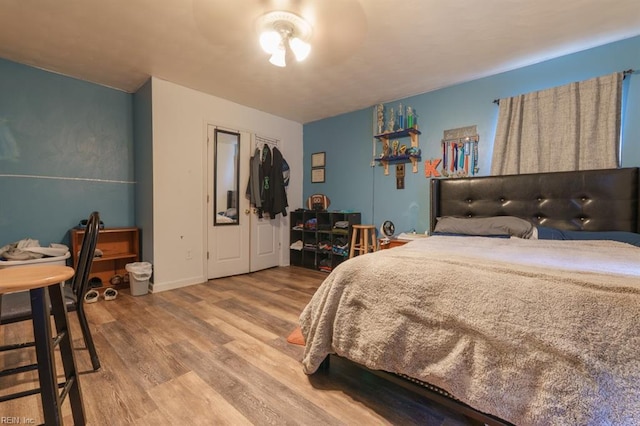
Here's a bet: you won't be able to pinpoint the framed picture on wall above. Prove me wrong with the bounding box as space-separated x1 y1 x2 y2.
311 152 326 168
311 168 325 183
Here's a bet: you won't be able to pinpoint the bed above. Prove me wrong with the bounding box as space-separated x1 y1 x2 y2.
300 167 640 425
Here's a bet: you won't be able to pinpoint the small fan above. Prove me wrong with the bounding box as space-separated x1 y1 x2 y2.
380 220 395 242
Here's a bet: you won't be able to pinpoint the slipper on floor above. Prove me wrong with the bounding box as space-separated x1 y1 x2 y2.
103 288 118 301
84 289 99 304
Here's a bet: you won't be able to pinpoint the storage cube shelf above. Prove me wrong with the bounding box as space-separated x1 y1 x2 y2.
70 227 140 289
289 210 360 273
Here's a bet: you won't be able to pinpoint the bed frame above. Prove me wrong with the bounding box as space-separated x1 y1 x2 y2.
430 167 639 233
319 167 639 425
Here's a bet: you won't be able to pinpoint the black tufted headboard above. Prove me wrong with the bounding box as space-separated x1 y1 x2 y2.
430 167 640 233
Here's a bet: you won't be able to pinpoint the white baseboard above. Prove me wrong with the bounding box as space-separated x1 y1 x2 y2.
150 275 206 293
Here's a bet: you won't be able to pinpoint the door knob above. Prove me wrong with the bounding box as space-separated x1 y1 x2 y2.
245 209 251 215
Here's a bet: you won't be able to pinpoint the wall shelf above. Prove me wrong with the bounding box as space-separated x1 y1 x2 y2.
374 128 421 175
375 128 421 140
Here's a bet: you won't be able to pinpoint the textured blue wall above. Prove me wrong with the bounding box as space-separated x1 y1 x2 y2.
0 58 134 247
304 36 640 234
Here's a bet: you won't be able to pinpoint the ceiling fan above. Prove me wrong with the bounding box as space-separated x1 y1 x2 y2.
192 0 368 66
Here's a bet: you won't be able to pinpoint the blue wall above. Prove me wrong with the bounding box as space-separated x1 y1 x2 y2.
0 58 134 246
1 35 638 247
304 36 640 234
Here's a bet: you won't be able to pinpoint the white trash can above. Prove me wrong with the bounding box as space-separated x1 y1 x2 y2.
125 262 152 296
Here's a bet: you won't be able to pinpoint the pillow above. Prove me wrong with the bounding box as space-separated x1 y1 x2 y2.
537 227 640 247
433 216 535 238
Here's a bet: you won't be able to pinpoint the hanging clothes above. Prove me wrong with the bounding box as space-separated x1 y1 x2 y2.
246 147 263 210
270 147 288 218
260 145 273 218
247 144 289 219
282 157 290 187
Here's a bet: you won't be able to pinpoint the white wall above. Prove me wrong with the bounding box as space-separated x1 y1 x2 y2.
149 77 303 292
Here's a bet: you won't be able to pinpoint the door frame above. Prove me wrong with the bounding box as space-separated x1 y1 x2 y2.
202 121 286 280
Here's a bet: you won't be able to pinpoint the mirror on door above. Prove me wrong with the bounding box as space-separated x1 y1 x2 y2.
214 129 240 226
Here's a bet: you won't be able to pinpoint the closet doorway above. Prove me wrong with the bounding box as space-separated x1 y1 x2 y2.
206 125 280 279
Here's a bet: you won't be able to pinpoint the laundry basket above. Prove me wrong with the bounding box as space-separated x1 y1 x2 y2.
125 262 152 296
0 252 70 269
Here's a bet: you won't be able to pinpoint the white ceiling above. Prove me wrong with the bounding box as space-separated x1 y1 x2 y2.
0 1 639 124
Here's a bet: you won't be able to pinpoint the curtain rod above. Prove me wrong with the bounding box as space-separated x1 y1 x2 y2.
492 69 635 105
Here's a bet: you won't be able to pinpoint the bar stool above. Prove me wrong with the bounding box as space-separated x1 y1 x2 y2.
0 265 86 425
349 224 378 258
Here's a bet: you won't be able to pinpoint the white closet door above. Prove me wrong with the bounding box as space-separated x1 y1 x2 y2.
250 212 280 272
207 129 281 279
207 125 251 279
250 135 281 272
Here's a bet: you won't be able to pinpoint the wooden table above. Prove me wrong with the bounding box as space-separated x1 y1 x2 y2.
0 264 85 425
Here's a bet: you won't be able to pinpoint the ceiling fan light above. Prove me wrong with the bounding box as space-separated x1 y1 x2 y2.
257 11 312 67
289 37 311 61
269 48 287 67
259 31 281 54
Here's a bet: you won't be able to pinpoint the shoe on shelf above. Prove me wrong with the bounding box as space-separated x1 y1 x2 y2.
88 277 102 288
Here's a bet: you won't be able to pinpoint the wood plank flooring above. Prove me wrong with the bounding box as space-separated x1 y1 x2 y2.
0 266 474 425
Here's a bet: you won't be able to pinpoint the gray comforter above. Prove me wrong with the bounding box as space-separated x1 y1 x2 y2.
300 236 640 425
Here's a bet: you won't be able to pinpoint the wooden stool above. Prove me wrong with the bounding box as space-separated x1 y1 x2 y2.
0 265 86 425
349 225 378 258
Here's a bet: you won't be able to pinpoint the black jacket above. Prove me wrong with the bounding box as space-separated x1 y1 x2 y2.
269 147 288 218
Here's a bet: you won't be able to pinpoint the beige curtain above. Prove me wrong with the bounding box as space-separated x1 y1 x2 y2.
491 72 622 175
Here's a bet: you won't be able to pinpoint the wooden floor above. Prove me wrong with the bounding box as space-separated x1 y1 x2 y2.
1 266 474 425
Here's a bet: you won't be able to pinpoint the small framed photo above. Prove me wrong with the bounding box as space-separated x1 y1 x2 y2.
311 152 326 168
311 168 325 183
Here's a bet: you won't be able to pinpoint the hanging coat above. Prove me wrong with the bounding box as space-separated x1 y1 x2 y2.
260 145 273 218
246 147 263 210
269 147 288 218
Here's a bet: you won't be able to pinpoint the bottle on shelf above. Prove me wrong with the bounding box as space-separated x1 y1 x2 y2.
407 106 414 129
